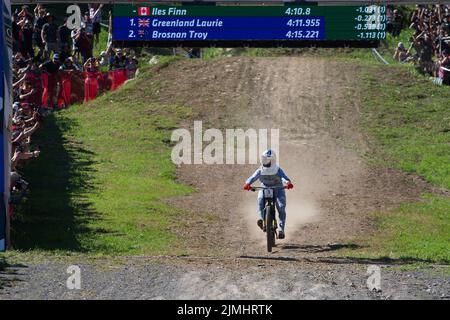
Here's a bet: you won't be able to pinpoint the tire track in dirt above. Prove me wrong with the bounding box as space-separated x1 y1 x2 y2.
162 56 432 260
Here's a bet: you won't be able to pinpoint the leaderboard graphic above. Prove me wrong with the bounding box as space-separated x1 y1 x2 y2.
0 0 12 252
113 4 387 47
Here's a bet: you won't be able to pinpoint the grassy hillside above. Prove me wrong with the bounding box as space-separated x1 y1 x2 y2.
8 46 449 263
362 65 450 190
12 59 199 255
344 62 450 263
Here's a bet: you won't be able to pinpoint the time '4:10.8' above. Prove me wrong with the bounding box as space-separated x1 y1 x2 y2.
285 7 312 16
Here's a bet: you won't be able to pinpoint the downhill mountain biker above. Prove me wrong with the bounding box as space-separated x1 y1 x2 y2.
243 149 294 239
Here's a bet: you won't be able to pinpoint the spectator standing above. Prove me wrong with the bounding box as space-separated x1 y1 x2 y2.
443 14 450 34
82 12 94 38
89 4 104 45
58 18 72 51
39 53 61 108
74 28 93 63
41 13 59 59
126 56 139 79
12 13 21 53
19 19 34 59
71 27 80 62
419 33 434 74
392 9 403 37
33 5 47 59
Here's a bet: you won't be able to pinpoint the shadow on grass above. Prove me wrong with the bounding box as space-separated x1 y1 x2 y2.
11 112 102 252
0 257 27 290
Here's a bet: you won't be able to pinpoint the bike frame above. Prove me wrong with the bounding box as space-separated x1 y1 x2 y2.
250 185 286 224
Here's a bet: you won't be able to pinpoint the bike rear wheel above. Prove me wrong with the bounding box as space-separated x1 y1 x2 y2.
265 206 275 252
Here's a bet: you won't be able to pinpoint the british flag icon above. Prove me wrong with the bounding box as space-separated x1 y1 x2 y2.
138 18 150 28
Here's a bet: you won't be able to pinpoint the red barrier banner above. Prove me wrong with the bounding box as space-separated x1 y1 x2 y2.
109 69 127 91
39 69 127 109
84 71 100 103
57 72 72 109
41 73 48 108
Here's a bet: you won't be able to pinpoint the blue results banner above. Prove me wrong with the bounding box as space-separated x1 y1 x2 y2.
114 16 326 41
112 5 387 47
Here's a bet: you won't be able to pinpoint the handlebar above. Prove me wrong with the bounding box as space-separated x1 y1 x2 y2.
250 186 287 192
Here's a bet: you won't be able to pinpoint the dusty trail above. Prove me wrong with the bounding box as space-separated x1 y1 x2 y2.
167 57 430 259
1 57 447 300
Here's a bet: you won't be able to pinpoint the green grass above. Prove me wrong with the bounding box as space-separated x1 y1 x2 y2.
343 195 450 263
12 59 198 255
374 195 449 263
361 65 450 189
340 61 450 264
202 48 228 60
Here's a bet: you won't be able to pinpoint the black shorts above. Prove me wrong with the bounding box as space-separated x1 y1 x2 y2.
93 22 101 35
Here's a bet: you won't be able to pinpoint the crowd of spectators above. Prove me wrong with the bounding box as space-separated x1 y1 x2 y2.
8 4 139 245
389 4 450 84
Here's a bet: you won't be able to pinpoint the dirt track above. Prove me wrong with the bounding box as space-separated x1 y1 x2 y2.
1 56 449 300
163 57 434 259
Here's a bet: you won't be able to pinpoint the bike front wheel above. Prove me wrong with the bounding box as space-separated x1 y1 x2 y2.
265 205 275 253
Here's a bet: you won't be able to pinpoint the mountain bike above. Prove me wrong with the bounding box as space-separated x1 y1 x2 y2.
250 186 288 253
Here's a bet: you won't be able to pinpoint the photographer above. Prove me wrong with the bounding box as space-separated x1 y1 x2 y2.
10 172 29 206
18 81 37 104
7 171 30 249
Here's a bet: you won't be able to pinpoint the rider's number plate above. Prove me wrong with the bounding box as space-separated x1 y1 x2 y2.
263 189 274 199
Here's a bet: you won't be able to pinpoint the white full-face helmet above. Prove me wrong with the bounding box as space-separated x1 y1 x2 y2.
260 149 277 168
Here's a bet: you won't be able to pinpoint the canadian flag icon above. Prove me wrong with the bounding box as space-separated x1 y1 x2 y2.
138 7 150 16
